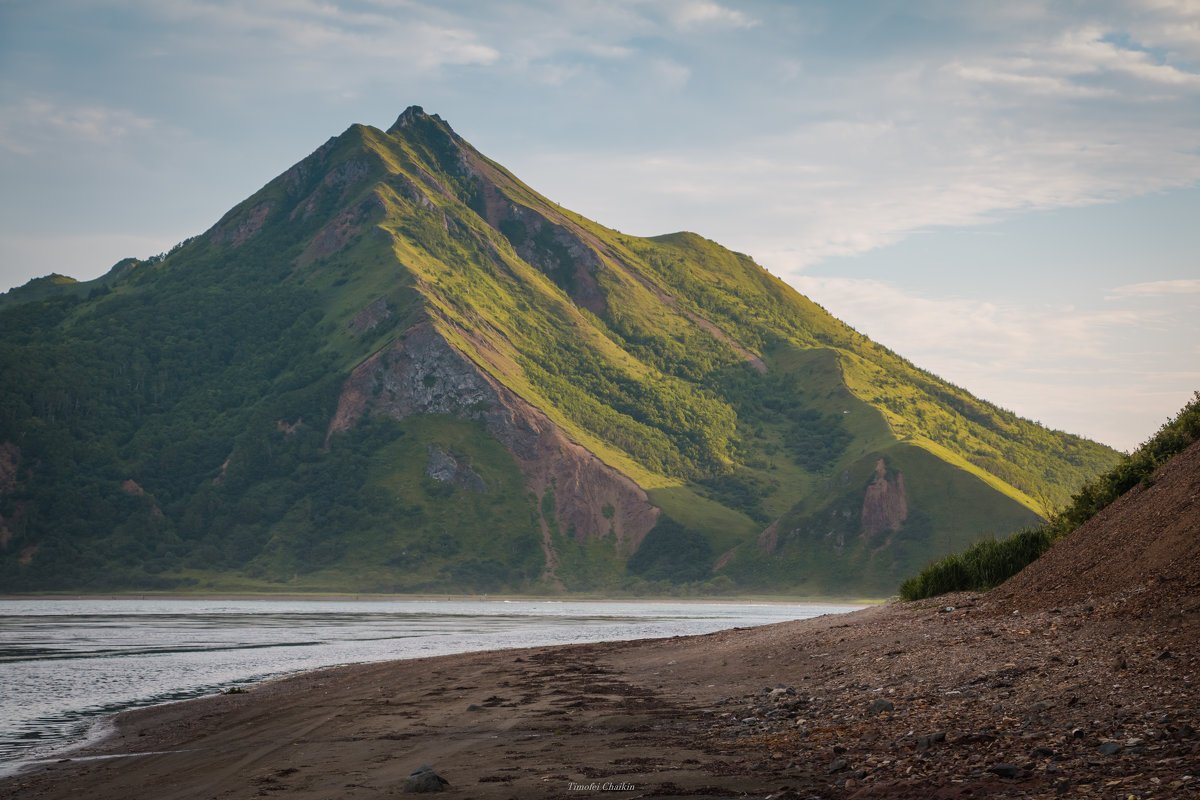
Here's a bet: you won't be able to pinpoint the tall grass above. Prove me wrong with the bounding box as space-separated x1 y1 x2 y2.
900 391 1200 600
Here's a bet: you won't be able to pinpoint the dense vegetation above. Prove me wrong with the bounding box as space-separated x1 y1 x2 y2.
900 392 1200 600
626 516 714 583
0 107 1122 595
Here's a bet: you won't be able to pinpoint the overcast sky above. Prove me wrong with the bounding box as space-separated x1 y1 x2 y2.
1 0 1198 451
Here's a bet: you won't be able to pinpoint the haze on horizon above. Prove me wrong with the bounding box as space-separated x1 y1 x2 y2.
1 0 1197 452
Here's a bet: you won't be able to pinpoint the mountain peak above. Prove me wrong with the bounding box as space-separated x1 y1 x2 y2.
387 105 446 134
0 109 1123 598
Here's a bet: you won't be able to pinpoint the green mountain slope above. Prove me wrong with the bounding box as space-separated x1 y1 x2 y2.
0 107 1120 596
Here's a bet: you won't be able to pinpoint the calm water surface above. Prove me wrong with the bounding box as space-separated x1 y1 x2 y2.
0 597 862 774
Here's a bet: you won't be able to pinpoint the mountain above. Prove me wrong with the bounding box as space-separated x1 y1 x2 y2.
0 107 1120 596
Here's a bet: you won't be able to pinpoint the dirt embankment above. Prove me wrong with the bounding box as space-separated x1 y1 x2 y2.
991 438 1200 619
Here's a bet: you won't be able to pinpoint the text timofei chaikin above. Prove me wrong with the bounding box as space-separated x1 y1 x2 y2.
568 781 637 792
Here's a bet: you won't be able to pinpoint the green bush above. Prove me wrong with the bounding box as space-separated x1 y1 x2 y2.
627 516 713 583
898 526 1054 600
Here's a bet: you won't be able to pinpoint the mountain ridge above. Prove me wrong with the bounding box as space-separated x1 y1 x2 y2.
0 106 1120 595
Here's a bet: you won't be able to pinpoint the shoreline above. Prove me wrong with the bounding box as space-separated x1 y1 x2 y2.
4 594 1196 799
0 597 867 780
0 591 886 604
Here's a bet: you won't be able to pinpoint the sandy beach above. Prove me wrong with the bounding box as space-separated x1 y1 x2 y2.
3 591 1197 800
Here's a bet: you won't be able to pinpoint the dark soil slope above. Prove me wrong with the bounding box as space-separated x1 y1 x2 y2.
991 438 1200 617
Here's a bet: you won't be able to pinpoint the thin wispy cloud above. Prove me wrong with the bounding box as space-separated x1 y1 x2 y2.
1108 278 1200 298
793 277 1145 368
666 1 758 30
793 275 1199 449
1054 26 1200 87
146 0 501 73
0 98 157 154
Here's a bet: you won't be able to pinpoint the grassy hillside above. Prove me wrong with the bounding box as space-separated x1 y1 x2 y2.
0 107 1120 595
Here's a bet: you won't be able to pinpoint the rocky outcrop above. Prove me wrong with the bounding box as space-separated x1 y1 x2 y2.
349 298 393 336
288 154 377 223
119 479 165 518
327 321 659 557
757 521 780 554
209 130 380 252
425 445 487 493
472 177 606 313
297 194 385 267
281 136 339 196
861 458 907 539
210 201 273 247
276 418 303 436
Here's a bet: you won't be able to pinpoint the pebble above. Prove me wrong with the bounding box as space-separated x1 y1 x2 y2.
868 698 895 715
915 731 946 752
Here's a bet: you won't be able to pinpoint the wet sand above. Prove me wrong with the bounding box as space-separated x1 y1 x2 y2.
4 592 1197 800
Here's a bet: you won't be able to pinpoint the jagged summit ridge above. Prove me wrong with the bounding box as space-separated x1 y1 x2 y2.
387 104 448 134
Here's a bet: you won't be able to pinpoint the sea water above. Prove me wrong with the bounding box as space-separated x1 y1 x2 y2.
0 597 861 774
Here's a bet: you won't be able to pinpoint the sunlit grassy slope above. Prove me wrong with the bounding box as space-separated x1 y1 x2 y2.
0 108 1119 595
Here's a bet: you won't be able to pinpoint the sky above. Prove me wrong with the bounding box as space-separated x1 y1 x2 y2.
1 0 1197 452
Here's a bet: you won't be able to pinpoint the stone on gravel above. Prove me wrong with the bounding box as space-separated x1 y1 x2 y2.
915 731 946 752
1098 741 1123 755
868 698 894 715
404 765 449 793
988 763 1022 779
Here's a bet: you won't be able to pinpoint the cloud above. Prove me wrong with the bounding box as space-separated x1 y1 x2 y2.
1116 0 1200 61
950 64 1112 97
792 276 1144 366
510 3 1200 273
1107 278 1200 298
789 276 1198 450
1053 26 1200 87
0 98 158 154
666 1 758 30
650 58 692 89
146 0 500 73
521 86 1200 272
